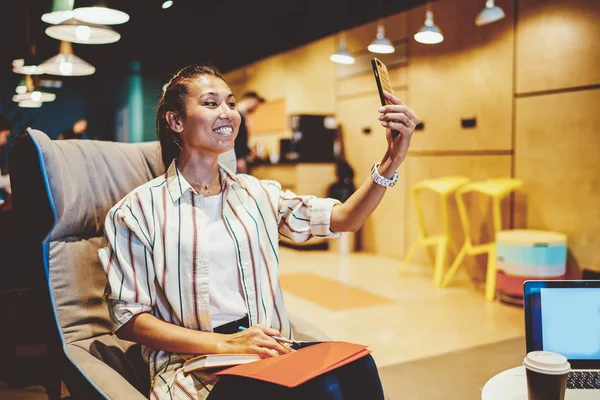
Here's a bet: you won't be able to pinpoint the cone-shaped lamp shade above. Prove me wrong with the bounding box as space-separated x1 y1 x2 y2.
42 0 75 24
368 24 395 54
13 45 44 75
13 91 56 103
414 10 444 44
16 78 27 94
40 42 96 76
18 100 43 108
330 37 355 64
45 18 120 44
13 58 44 75
73 2 130 25
475 0 505 26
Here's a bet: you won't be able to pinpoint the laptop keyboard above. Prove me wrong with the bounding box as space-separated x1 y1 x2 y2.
567 371 600 389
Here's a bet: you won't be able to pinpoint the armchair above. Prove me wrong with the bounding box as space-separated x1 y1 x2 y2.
9 129 328 399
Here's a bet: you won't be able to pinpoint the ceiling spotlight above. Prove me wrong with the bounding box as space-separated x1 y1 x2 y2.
162 1 174 9
42 0 75 24
368 23 395 54
45 18 120 44
475 0 505 26
414 9 444 44
73 2 130 25
39 41 96 76
330 35 355 65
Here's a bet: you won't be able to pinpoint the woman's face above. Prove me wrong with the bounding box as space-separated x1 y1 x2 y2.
175 75 241 156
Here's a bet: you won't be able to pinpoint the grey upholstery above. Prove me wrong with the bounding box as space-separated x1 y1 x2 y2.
9 129 329 399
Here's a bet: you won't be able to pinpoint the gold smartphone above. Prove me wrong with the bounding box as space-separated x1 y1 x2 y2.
371 57 393 106
372 57 399 136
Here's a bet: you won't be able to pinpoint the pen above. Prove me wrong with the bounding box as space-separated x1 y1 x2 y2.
237 326 295 345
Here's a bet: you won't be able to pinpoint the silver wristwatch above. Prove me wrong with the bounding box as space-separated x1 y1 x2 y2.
371 162 398 188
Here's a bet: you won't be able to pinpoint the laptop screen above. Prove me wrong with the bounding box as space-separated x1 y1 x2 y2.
525 280 600 368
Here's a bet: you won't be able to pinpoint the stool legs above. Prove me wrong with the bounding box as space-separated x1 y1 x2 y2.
441 244 467 287
399 239 421 275
433 237 448 287
485 246 497 301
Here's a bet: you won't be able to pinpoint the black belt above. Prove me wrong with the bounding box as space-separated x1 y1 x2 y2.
213 316 249 335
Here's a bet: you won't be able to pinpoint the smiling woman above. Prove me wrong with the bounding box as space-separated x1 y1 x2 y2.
98 62 417 399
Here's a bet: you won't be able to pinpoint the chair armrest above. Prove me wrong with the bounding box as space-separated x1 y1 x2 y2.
289 313 331 342
66 344 147 400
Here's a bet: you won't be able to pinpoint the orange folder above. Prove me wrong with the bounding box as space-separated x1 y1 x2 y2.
215 341 371 387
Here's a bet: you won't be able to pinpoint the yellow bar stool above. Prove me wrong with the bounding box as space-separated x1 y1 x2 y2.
441 178 523 301
400 176 470 286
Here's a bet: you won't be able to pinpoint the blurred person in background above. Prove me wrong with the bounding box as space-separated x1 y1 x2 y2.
234 91 264 173
58 118 88 140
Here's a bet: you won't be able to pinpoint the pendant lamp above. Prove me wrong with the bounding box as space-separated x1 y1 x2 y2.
12 45 44 75
13 92 56 103
13 76 56 104
16 78 27 94
40 41 96 76
45 18 120 44
73 1 129 25
162 1 174 9
368 22 395 54
18 100 43 108
330 34 355 65
41 0 75 25
414 7 444 45
475 0 505 26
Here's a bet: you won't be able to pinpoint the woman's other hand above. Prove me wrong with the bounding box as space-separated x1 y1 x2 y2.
217 325 292 358
378 91 419 168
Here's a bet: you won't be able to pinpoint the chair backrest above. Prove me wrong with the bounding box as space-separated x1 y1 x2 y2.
9 129 166 396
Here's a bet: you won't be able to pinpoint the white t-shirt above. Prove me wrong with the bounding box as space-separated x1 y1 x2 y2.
201 193 247 328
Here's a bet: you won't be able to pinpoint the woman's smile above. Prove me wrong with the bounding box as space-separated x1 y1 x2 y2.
214 125 234 137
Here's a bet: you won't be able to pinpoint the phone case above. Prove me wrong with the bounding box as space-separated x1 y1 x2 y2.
372 58 399 137
371 58 394 106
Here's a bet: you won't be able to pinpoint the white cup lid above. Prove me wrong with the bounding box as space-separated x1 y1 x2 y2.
523 351 571 375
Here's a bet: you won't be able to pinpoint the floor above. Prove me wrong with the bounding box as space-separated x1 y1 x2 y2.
0 247 526 399
279 247 525 369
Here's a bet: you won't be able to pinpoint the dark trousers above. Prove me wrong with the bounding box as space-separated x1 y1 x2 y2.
207 353 384 400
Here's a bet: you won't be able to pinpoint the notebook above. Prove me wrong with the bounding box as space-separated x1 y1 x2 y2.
216 341 370 387
182 353 260 373
524 280 600 399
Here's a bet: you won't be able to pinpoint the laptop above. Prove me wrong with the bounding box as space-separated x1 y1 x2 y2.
524 280 600 399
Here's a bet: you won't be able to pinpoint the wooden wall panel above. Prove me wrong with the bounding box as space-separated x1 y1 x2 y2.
337 92 408 257
406 0 514 151
517 0 600 94
337 66 407 98
245 99 286 135
237 54 289 101
283 37 337 115
515 89 600 273
404 155 513 281
335 43 407 79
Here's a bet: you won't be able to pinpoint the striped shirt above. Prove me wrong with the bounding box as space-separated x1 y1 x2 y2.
98 160 340 399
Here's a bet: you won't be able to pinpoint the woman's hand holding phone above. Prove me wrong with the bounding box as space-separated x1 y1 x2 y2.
378 91 418 170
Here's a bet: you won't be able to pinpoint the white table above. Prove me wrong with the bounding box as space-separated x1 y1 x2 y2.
483 366 590 399
482 366 528 400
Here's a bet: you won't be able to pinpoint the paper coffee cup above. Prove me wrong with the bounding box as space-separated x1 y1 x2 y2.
523 351 571 400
